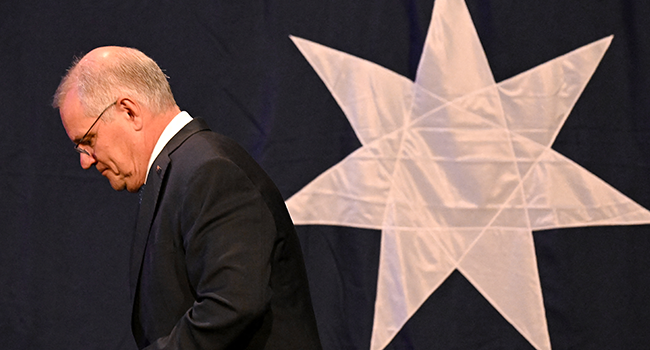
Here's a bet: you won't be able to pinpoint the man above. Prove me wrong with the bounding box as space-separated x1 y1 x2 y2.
53 46 322 349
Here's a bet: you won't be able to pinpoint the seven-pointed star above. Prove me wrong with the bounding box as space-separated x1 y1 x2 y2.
286 0 650 349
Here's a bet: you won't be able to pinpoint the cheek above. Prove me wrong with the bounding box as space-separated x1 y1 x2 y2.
114 146 140 176
97 135 127 165
93 147 123 174
100 127 141 176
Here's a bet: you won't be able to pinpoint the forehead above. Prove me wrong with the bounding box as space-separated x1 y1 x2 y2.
59 91 91 142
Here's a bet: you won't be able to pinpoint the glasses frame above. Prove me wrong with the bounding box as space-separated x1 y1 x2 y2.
74 101 117 156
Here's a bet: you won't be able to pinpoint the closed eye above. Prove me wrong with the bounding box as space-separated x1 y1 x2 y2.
75 134 95 147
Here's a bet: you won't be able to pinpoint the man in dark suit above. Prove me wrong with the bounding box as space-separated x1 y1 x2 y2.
53 46 322 349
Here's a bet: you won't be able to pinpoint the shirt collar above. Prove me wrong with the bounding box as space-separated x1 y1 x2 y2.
144 111 193 184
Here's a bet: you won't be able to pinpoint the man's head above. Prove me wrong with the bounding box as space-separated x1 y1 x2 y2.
54 46 180 192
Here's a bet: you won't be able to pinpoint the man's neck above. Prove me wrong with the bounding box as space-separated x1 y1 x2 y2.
145 106 182 152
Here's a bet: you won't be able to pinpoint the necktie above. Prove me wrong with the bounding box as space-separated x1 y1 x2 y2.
138 184 146 204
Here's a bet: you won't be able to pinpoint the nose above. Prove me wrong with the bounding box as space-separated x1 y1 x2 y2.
80 152 97 169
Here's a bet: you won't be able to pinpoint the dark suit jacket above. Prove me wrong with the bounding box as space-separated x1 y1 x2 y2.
130 118 321 349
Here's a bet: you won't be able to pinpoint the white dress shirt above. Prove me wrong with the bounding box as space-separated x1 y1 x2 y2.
144 111 193 184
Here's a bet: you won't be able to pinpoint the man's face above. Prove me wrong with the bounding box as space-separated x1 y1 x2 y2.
60 93 145 192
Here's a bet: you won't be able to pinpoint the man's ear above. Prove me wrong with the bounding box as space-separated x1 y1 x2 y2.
116 97 143 131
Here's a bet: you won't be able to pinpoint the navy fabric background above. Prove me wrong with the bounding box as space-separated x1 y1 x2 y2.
1 1 649 349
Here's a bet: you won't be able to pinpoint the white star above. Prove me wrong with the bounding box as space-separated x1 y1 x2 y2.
286 0 650 349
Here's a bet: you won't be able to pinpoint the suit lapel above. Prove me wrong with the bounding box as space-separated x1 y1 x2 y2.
129 118 212 298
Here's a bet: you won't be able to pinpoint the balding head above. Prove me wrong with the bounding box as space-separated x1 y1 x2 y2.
53 46 177 118
55 47 182 193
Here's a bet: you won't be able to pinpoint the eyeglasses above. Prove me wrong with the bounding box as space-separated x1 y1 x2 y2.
74 101 117 156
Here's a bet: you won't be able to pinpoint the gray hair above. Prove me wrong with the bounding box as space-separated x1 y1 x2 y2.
52 47 177 117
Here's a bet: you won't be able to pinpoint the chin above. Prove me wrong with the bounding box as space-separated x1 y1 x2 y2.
109 181 127 192
106 174 141 193
126 185 142 193
125 180 145 193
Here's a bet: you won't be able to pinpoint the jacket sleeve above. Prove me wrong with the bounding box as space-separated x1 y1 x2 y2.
144 157 276 349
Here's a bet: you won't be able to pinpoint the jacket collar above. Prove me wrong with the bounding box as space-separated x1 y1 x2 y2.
129 118 211 298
